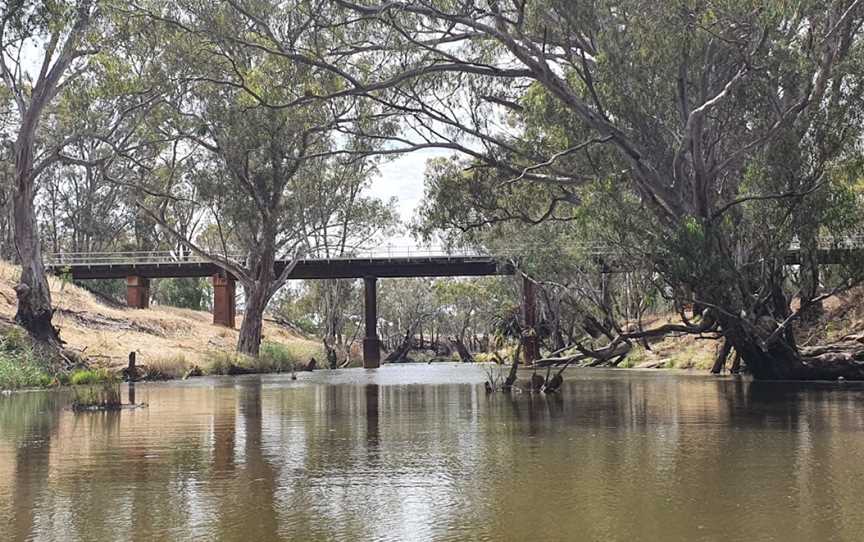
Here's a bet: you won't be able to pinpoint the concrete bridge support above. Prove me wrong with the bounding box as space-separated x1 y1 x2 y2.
212 274 236 328
126 276 150 309
363 276 381 369
522 275 540 365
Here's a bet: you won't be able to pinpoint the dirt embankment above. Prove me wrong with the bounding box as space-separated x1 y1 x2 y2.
623 291 864 370
0 261 323 369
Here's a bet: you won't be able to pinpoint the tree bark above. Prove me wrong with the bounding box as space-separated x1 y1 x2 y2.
730 352 742 374
3 0 94 346
724 319 864 380
710 338 733 374
237 281 271 356
799 249 823 323
385 328 414 362
13 141 59 344
449 336 474 363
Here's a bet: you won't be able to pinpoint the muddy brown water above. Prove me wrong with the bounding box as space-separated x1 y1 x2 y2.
2 364 864 542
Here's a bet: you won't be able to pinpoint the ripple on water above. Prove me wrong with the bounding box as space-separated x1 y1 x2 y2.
2 365 864 541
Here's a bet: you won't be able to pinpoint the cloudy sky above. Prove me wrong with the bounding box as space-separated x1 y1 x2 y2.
366 148 456 245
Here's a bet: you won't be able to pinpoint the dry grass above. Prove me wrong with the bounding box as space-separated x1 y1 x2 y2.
621 289 864 371
0 261 324 372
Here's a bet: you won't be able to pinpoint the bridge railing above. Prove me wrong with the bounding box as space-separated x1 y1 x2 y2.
44 234 864 268
43 246 511 267
45 251 245 267
789 234 864 251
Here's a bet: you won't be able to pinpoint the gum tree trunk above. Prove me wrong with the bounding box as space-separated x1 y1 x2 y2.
2 0 94 347
723 318 864 381
237 281 271 357
236 244 279 357
13 131 59 344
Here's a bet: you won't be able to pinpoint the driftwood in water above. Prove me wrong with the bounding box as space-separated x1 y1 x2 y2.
500 343 521 390
535 340 631 368
730 352 742 373
710 338 733 374
449 337 474 363
543 361 572 393
529 371 545 392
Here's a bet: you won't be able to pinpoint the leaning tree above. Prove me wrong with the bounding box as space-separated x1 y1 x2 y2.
337 0 864 379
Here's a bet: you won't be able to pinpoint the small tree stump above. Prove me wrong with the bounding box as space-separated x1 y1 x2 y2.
122 352 139 382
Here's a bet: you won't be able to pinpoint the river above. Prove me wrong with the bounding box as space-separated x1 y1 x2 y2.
1 364 863 541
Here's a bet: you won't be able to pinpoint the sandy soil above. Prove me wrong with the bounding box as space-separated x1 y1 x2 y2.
0 261 323 369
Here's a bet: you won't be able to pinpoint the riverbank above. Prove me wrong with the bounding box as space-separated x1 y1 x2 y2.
2 256 864 388
0 261 326 389
540 292 864 372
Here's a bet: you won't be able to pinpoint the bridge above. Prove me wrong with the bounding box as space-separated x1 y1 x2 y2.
44 236 864 368
44 247 538 368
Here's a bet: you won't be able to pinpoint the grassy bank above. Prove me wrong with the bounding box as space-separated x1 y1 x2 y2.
0 260 328 390
0 337 326 390
0 327 55 390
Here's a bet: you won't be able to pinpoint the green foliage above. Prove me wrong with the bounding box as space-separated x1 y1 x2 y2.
1 327 30 352
204 351 251 376
0 355 53 390
258 341 299 373
58 266 74 286
69 368 116 386
71 383 123 411
292 316 318 336
204 341 320 375
153 278 211 311
618 346 646 369
78 279 127 304
0 328 53 390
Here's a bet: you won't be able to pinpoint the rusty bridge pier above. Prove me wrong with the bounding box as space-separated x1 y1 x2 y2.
212 273 236 328
126 276 150 309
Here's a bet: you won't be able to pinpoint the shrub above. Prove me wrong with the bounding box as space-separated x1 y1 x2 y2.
618 345 646 369
0 328 53 390
0 327 30 352
0 354 52 389
205 351 253 375
205 342 305 375
259 341 298 373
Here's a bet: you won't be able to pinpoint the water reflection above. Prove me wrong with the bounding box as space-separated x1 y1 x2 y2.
366 384 379 454
1 366 864 541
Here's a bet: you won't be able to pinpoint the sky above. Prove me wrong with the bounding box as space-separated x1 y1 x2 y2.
366 147 457 246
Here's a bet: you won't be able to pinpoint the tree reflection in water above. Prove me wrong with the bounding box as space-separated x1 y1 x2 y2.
2 368 864 541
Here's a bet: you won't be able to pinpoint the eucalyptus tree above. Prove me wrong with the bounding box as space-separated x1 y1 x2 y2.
378 277 438 360
431 277 511 359
417 159 677 364
128 1 395 356
340 0 864 379
0 1 163 350
0 0 99 343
